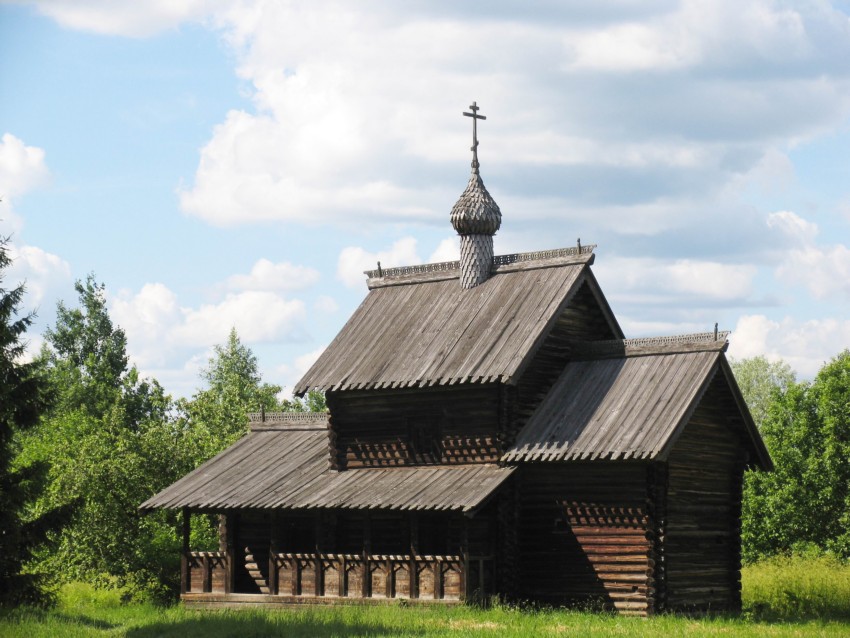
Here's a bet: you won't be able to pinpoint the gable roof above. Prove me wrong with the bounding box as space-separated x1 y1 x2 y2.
140 416 514 514
503 334 772 470
295 246 618 395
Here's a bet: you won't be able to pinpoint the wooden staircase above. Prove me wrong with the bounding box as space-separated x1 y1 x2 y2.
243 546 270 594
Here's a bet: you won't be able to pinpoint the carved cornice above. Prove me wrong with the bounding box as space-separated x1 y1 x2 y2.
571 332 730 359
248 411 329 431
363 244 596 280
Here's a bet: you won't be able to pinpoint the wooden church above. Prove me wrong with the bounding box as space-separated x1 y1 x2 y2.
142 104 772 615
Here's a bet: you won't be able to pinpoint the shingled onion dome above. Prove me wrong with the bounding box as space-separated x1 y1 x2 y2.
451 102 501 289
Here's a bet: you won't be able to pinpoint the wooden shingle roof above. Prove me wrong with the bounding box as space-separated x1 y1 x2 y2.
503 334 771 469
294 247 597 395
140 417 513 513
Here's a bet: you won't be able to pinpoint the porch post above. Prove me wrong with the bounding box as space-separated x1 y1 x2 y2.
269 511 279 595
224 511 235 594
180 508 190 594
461 515 470 602
409 513 419 599
363 513 372 598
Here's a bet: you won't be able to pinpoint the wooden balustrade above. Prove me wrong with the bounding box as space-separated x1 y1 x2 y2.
270 553 470 601
185 551 228 593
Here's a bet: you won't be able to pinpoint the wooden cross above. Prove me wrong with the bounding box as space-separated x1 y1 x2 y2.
463 101 486 169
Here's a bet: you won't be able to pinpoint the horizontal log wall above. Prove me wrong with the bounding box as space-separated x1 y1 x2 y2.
664 375 746 613
518 463 654 615
327 385 501 469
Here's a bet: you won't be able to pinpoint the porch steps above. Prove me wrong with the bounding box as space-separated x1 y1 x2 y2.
243 548 270 594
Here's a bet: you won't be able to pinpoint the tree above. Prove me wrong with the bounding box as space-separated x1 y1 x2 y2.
18 276 183 600
736 352 850 561
179 328 284 461
730 356 795 428
0 236 70 605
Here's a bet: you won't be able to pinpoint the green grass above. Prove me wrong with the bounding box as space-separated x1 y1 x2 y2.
2 557 850 637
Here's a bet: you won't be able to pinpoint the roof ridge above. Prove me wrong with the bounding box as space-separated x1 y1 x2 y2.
248 411 329 431
364 244 596 280
571 331 730 359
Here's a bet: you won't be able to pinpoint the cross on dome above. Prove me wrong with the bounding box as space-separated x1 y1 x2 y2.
463 101 486 173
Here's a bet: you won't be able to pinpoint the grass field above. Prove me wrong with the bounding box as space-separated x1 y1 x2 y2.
2 555 849 637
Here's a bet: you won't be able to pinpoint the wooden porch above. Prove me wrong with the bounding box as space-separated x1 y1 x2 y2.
182 550 495 606
178 508 497 607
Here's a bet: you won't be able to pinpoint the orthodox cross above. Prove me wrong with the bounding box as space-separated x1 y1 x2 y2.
463 101 486 171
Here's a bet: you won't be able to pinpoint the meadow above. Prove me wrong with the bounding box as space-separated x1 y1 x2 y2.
2 555 849 637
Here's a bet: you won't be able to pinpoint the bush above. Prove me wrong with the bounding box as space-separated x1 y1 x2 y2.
742 553 850 620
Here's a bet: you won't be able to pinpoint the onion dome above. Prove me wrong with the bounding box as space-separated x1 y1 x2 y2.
450 170 502 236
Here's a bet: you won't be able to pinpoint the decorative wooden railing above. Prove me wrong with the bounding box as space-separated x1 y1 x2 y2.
183 550 493 601
271 553 469 601
185 551 228 594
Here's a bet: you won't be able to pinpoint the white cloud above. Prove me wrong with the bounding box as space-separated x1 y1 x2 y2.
597 257 757 304
428 237 459 263
6 244 72 308
729 314 850 377
768 210 850 299
169 0 850 231
273 344 327 398
224 258 320 292
0 133 50 232
31 0 224 37
336 237 421 288
111 283 307 368
0 134 69 323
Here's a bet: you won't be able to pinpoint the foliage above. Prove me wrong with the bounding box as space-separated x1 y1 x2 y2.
176 328 284 462
17 276 184 601
0 236 71 605
742 553 850 621
730 356 795 428
735 353 850 561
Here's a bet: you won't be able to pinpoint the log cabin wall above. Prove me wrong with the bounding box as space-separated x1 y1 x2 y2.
663 378 747 613
327 385 501 469
517 463 655 615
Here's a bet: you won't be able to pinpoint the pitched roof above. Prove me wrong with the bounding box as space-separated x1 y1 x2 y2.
295 247 599 394
503 334 771 469
140 416 513 513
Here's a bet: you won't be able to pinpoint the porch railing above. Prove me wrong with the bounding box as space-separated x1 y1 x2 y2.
186 551 227 593
184 550 493 601
271 553 472 600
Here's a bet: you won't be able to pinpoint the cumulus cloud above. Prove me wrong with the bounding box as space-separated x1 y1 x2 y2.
768 210 850 299
729 314 850 377
111 283 307 368
428 237 459 263
6 244 72 308
223 258 320 292
0 133 50 231
596 257 757 305
337 237 420 288
167 0 850 236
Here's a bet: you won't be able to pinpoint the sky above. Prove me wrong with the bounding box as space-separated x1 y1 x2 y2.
2 0 850 398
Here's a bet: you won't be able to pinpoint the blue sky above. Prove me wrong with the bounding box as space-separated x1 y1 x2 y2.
2 0 850 397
